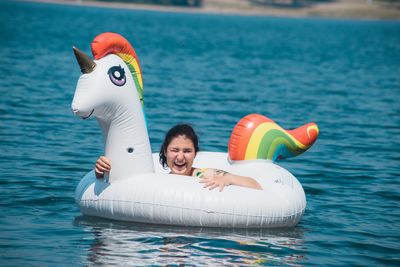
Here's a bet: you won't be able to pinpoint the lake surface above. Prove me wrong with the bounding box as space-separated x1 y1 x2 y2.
1 1 399 266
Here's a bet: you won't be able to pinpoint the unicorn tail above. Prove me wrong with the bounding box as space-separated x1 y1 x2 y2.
228 114 319 162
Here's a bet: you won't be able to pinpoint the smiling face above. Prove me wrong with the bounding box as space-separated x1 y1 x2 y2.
165 135 196 176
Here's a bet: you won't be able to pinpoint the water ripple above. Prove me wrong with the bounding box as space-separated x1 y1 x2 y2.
1 1 400 266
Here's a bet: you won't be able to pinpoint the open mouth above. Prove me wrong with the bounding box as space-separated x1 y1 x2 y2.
174 162 186 168
82 109 94 120
172 161 188 172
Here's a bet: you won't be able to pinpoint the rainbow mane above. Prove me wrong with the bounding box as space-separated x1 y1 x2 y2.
228 114 319 161
91 32 144 106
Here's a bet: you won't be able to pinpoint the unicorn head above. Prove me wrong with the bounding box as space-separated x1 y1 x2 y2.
72 32 154 182
72 32 144 119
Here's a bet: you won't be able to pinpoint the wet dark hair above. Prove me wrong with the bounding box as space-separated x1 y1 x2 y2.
159 124 199 169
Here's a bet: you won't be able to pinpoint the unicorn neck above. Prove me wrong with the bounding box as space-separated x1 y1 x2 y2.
98 102 154 182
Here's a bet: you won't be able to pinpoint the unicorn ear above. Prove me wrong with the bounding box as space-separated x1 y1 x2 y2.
73 46 96 74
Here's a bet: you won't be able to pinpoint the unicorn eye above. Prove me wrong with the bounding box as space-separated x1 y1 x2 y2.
108 65 126 86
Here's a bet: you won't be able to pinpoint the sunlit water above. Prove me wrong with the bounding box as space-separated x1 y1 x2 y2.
0 1 399 266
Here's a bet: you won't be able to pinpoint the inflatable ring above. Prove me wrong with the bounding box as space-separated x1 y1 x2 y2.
72 32 318 228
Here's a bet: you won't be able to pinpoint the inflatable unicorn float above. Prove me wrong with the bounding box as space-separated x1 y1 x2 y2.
72 32 319 228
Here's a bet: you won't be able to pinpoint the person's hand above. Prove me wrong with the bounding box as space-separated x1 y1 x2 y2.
95 156 111 179
199 169 231 192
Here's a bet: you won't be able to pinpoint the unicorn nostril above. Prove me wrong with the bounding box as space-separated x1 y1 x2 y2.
72 108 79 115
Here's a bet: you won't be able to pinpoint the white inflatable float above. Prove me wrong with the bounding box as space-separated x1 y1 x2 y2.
72 33 319 228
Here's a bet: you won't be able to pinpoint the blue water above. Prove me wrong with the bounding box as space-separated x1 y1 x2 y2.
1 1 399 266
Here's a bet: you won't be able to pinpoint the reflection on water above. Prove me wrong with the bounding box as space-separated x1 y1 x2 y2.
74 216 306 266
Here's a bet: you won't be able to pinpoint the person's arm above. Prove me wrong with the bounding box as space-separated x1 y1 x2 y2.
196 168 262 192
95 156 111 179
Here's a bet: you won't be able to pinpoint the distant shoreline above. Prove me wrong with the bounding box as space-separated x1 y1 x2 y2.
19 0 400 20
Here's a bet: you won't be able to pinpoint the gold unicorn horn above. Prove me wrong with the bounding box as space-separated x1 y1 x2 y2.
73 46 96 74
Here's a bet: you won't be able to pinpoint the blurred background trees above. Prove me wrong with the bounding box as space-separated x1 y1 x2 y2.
95 0 203 7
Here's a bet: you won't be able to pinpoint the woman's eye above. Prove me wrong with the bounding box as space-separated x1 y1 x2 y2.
108 65 126 86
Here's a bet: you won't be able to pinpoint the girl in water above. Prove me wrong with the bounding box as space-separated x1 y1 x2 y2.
95 124 262 192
